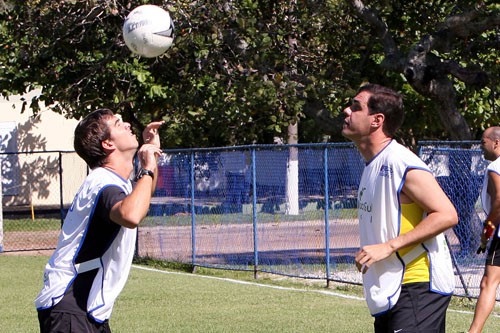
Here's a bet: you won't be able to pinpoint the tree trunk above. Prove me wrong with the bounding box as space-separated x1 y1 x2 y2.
404 39 473 140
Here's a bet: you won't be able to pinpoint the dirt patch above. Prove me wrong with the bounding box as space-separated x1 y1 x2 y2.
2 230 59 253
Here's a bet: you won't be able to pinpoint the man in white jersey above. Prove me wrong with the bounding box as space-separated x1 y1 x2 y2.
468 126 500 333
35 109 163 332
342 83 458 333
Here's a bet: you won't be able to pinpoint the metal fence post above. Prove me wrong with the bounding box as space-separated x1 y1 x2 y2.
58 152 64 225
0 171 3 253
190 152 196 270
323 147 331 287
252 148 259 279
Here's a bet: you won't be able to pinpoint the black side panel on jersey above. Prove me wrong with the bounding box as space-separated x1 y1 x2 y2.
75 185 127 263
54 185 127 315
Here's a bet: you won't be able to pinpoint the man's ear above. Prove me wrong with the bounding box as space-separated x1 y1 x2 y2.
371 113 384 128
101 139 114 152
493 139 500 152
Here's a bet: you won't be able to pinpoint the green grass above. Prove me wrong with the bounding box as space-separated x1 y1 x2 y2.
2 255 500 332
2 218 61 232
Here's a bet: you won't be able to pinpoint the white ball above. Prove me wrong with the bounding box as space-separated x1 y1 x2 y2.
122 5 175 58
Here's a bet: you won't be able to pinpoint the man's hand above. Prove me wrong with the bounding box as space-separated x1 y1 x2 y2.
137 144 163 171
355 242 395 274
477 221 495 254
142 120 164 148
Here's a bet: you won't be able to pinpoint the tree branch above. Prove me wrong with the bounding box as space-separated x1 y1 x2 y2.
426 9 500 54
348 0 404 71
349 1 500 140
439 9 500 40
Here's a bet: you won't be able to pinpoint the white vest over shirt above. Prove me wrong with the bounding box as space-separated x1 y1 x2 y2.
35 167 135 322
481 156 500 238
358 140 455 316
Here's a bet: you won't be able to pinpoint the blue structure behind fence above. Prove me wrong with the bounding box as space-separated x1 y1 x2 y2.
137 142 496 300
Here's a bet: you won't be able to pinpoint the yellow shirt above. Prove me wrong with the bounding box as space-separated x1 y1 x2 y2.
398 203 430 284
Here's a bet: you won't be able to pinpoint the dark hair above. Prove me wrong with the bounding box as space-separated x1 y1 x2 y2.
73 108 114 169
357 83 404 137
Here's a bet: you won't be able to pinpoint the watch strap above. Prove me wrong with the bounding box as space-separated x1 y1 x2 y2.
136 168 154 181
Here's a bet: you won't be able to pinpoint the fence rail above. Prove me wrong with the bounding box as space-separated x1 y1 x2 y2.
1 142 497 300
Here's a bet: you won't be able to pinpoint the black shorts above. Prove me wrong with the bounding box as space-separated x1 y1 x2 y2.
373 282 451 333
38 307 111 333
486 232 500 266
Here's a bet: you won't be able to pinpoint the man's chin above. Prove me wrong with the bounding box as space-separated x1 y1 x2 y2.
341 129 352 139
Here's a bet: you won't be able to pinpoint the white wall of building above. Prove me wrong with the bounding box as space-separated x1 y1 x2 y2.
0 90 85 210
0 90 77 151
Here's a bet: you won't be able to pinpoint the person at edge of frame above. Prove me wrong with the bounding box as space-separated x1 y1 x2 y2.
341 83 458 333
468 126 500 333
34 108 164 333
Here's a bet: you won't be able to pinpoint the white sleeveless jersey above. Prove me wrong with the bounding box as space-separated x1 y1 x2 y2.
35 167 135 322
481 156 500 237
358 140 454 316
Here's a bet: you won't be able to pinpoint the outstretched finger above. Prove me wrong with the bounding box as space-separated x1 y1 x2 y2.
145 120 165 130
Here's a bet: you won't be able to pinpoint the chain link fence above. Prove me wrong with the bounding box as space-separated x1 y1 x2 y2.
0 151 87 252
1 142 496 300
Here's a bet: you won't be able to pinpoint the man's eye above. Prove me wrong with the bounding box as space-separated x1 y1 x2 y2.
351 104 361 111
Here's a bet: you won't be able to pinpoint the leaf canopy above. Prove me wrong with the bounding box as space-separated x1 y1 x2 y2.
0 0 498 147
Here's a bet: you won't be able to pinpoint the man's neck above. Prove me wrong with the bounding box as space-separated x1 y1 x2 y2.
102 153 135 180
357 136 392 162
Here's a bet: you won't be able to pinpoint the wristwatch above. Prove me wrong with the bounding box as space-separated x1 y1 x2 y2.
136 169 154 181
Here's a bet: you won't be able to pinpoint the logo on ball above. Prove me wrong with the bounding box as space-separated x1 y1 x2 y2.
122 5 175 58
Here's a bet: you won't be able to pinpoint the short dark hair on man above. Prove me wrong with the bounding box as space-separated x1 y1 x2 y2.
74 108 114 169
358 83 404 137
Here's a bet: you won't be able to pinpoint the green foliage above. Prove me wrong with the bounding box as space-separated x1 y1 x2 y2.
345 0 499 142
0 1 351 146
0 1 498 146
